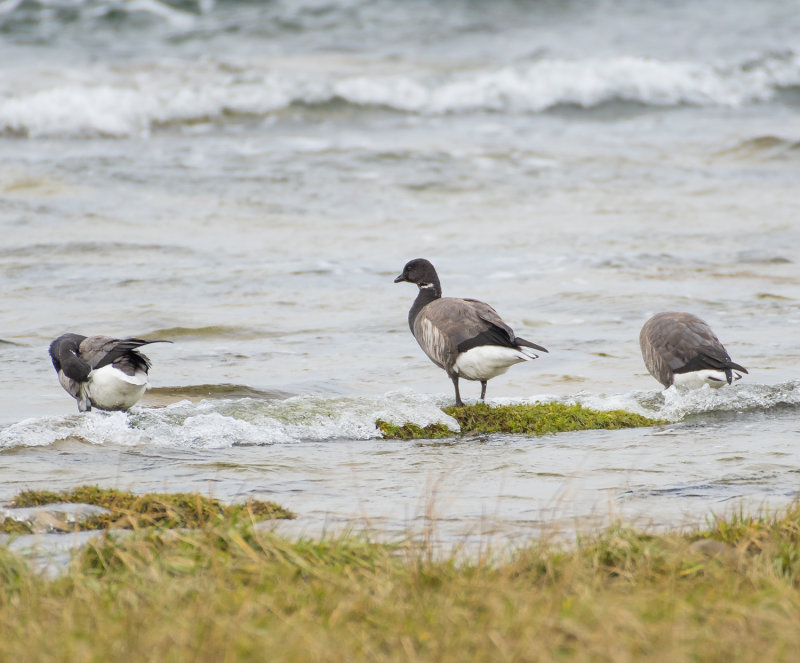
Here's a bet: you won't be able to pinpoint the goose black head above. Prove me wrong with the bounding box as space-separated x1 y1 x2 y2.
49 333 91 381
394 258 441 293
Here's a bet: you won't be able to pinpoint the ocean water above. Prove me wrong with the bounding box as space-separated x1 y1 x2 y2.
2 0 800 550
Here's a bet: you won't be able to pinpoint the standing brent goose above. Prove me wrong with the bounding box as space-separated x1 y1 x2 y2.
49 333 170 412
639 312 747 389
394 258 547 406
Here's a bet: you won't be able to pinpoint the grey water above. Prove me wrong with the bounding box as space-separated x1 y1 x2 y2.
2 0 800 552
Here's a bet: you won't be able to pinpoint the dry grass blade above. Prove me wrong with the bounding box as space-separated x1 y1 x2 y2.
1 501 800 660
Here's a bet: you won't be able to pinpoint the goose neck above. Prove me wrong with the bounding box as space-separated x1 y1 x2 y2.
408 285 440 329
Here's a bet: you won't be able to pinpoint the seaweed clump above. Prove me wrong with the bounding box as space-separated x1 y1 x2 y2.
1 485 294 533
375 419 456 440
378 402 664 439
444 402 664 435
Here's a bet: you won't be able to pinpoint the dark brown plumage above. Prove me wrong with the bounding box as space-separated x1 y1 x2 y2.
395 258 547 406
49 333 171 411
639 312 747 388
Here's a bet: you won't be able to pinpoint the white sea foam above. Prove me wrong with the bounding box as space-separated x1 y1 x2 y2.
0 75 294 138
2 383 798 450
490 380 800 424
656 381 800 421
1 52 799 137
570 380 800 423
0 391 459 449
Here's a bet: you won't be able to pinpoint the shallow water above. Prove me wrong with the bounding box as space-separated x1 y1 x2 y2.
1 0 800 552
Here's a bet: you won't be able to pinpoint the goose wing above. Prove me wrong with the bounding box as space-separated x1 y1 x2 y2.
79 337 170 375
413 298 515 369
663 316 734 372
641 313 747 385
457 299 547 353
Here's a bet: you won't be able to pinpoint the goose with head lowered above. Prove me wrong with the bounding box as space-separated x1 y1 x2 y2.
639 312 747 389
394 258 548 406
49 333 171 412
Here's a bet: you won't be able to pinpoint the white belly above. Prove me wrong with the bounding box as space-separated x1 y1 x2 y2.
672 369 728 390
86 365 149 410
453 346 530 381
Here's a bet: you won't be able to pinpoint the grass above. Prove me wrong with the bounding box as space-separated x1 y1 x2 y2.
378 402 665 439
1 502 800 661
1 486 294 534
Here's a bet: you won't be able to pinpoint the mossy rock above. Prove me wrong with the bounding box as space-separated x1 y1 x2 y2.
375 420 456 440
0 517 33 535
3 486 295 533
378 402 665 439
445 402 664 435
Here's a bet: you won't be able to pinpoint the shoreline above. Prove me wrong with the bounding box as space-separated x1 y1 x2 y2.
1 497 799 660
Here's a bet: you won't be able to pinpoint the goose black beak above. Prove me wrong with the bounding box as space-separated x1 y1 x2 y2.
394 274 406 283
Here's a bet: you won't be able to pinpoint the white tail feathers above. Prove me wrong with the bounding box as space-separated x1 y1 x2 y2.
518 346 541 360
453 345 539 381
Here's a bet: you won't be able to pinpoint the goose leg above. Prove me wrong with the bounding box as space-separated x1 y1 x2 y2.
451 375 464 407
480 380 487 401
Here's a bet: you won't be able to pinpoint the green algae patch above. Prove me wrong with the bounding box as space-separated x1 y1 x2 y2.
377 402 664 439
0 518 32 535
445 402 665 435
375 419 456 440
6 485 294 532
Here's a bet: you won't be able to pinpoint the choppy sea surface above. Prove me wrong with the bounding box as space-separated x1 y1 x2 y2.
2 0 800 553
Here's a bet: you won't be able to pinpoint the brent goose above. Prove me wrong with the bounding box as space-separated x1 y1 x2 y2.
394 258 548 406
639 312 748 389
49 333 171 412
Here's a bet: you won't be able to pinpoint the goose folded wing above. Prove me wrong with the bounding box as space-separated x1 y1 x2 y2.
445 299 518 353
662 318 744 374
457 298 548 353
80 337 158 372
673 346 748 375
652 319 709 372
415 298 501 365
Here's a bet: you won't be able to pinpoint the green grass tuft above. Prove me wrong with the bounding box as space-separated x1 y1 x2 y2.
2 503 800 660
378 402 664 439
5 486 294 532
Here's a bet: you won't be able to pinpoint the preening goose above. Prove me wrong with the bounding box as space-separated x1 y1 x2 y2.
394 258 547 406
49 334 171 412
639 312 747 389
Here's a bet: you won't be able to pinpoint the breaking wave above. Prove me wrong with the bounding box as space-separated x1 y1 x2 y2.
0 391 459 449
2 381 800 450
2 51 799 137
572 380 800 423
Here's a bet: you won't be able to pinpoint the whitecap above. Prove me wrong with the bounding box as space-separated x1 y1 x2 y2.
0 391 459 450
490 380 800 424
657 380 800 421
3 51 800 138
571 380 800 423
2 383 797 450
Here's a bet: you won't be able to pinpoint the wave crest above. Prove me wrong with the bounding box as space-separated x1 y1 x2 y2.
0 391 459 449
3 382 800 449
572 380 800 423
2 52 799 137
